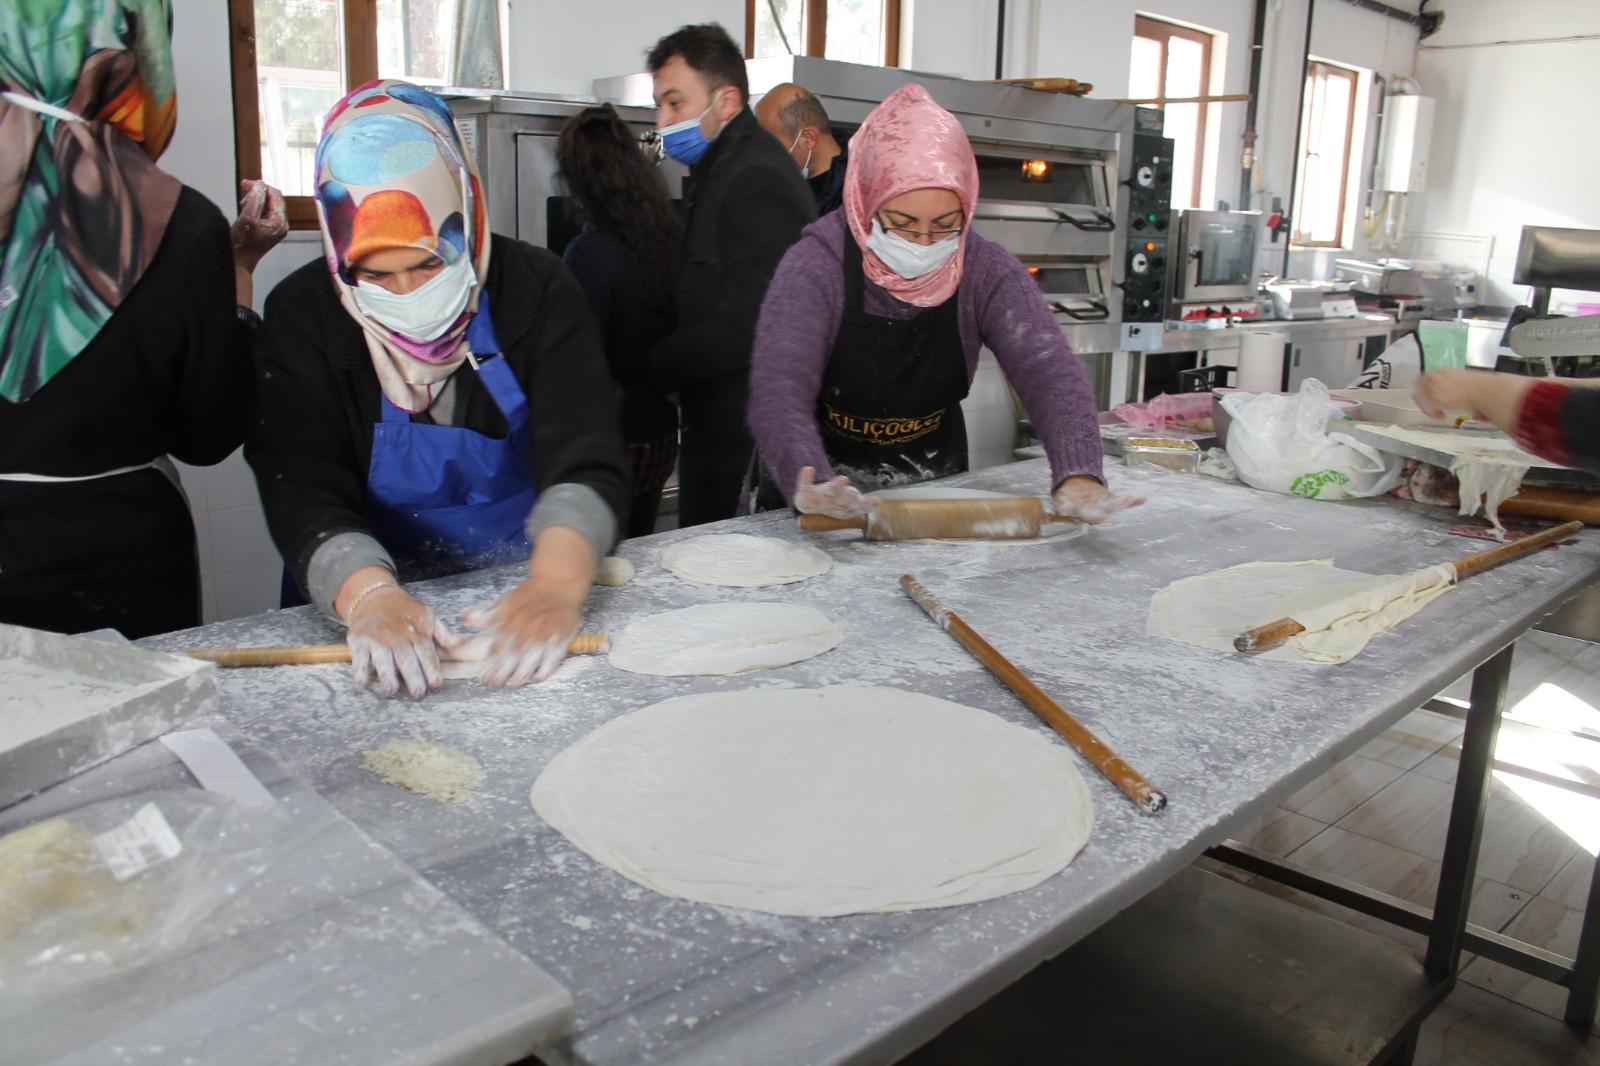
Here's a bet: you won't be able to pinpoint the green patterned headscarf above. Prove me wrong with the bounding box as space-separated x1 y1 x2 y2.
0 0 181 403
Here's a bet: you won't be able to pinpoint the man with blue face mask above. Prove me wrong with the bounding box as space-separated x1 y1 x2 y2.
646 24 815 526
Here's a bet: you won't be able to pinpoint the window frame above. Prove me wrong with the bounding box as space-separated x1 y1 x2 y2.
229 0 380 231
744 0 901 67
1131 14 1213 211
1291 59 1360 249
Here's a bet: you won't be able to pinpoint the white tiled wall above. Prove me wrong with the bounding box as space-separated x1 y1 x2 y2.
961 350 1020 472
174 452 283 624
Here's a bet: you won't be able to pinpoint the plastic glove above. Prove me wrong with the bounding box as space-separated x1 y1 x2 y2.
347 586 463 699
793 466 880 518
231 179 288 272
1051 476 1145 524
462 577 585 688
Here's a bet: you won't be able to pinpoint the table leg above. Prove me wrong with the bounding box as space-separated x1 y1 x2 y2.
1425 642 1513 978
1565 852 1600 1029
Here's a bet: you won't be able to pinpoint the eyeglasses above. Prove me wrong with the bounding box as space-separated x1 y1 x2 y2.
876 219 963 244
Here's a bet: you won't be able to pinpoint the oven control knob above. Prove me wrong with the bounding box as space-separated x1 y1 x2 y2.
1130 253 1149 274
1135 165 1155 188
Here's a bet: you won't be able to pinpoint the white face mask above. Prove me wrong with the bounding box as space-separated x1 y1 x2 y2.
866 218 961 279
786 129 813 177
353 254 475 342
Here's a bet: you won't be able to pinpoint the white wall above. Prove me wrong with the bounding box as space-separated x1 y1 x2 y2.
503 0 743 95
1411 0 1600 307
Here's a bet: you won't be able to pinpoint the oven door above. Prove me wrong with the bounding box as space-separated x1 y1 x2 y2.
1026 258 1118 353
1176 211 1261 303
969 151 1116 259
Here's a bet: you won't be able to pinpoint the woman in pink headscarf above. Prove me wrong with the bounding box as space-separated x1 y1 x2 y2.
747 83 1140 521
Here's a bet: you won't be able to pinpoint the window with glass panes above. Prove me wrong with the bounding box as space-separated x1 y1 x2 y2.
1129 15 1214 212
746 0 901 66
230 0 503 229
1292 60 1360 248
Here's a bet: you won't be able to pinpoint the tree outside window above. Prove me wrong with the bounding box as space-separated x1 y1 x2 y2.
1292 60 1360 248
1129 15 1214 212
747 0 901 67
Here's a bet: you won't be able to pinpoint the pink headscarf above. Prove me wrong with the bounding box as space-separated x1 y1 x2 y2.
842 83 979 308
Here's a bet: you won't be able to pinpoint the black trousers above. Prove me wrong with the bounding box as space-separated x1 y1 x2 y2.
675 380 751 529
0 468 201 639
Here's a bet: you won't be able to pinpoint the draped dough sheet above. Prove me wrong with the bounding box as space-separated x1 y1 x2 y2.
1357 425 1546 538
1147 560 1457 664
530 687 1094 917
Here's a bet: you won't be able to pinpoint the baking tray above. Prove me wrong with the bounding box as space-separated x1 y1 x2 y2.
0 624 217 808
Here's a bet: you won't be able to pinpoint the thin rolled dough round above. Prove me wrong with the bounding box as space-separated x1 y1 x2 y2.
607 602 844 676
874 486 1088 545
530 687 1094 916
660 533 832 587
1147 559 1454 664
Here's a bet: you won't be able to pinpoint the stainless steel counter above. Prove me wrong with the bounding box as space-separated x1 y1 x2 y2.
141 460 1600 1065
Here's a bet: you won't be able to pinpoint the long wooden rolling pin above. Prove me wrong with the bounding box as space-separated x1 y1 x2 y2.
185 632 611 667
800 497 1070 541
1233 519 1584 654
899 574 1168 815
1440 484 1600 526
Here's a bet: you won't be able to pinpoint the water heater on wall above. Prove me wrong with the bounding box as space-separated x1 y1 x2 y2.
1376 94 1434 193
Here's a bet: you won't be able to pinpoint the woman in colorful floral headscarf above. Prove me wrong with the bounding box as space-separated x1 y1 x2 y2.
247 80 629 700
0 0 285 639
746 83 1142 523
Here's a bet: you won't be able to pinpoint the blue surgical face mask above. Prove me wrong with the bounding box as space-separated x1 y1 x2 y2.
659 96 727 166
866 219 961 279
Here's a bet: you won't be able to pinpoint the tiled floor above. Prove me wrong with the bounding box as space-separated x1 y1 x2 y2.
1224 629 1600 1062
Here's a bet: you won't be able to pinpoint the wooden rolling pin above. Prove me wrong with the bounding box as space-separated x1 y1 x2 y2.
1440 484 1600 526
900 574 1167 815
1233 520 1584 653
185 632 611 667
799 497 1070 541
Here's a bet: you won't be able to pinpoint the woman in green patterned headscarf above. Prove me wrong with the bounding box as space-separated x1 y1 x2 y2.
0 0 286 639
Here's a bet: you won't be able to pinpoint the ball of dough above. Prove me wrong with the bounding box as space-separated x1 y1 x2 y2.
595 556 635 586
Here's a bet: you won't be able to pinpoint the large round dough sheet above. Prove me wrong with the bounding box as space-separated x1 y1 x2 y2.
530 687 1094 916
607 602 845 676
660 533 832 587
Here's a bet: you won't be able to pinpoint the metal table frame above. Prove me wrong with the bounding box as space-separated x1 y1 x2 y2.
1209 641 1600 1030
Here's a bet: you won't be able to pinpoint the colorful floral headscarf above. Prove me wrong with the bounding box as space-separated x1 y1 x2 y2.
314 80 491 413
0 0 181 403
842 83 979 309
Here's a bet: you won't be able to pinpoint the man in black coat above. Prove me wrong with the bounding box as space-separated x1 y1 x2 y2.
647 24 816 526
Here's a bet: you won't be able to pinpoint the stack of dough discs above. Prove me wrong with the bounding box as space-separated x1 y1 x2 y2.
531 687 1094 916
607 602 845 676
659 533 832 587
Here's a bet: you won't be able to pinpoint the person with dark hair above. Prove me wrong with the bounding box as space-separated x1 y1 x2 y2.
756 83 848 216
556 105 682 538
0 0 286 640
646 23 816 526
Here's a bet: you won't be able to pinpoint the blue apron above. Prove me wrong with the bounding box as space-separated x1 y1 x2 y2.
364 296 536 581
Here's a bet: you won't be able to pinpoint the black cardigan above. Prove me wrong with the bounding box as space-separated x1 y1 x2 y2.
245 235 629 584
0 185 248 476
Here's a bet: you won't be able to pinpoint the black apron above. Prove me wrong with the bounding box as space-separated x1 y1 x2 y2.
754 231 970 510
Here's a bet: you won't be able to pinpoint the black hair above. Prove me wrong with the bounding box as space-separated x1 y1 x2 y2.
776 88 831 140
646 23 749 103
556 104 682 311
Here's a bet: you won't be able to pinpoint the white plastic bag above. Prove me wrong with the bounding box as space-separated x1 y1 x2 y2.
1222 379 1401 500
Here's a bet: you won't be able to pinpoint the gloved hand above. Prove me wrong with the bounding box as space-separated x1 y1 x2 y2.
231 179 288 272
346 585 463 699
1052 476 1145 524
462 575 585 687
794 466 880 519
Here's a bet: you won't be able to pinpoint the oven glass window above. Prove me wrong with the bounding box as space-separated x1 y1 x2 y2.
976 156 1096 205
1028 266 1092 294
1196 222 1257 287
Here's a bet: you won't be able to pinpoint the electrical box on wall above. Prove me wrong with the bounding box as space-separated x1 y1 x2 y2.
1377 95 1435 192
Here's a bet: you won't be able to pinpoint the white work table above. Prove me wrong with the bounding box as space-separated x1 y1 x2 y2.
134 458 1600 1065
